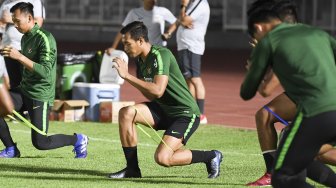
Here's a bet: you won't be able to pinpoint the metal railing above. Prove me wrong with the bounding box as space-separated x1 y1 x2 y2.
44 0 336 33
222 0 336 33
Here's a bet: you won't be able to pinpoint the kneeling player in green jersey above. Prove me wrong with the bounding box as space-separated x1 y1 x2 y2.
241 1 336 187
246 0 336 187
108 21 222 179
0 2 88 158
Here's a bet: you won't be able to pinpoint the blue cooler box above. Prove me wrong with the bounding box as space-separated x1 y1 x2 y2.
72 82 120 121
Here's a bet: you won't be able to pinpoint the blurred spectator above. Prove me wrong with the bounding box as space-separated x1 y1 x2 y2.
0 30 9 89
105 0 177 55
176 0 210 124
0 24 12 117
0 0 45 89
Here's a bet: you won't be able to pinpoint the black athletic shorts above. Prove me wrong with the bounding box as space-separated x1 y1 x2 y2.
5 57 22 89
177 49 202 79
145 101 200 145
8 87 50 134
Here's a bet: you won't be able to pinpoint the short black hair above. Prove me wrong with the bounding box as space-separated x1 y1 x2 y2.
10 2 34 18
247 0 298 37
248 0 298 23
247 9 279 37
247 0 276 17
120 21 149 42
273 0 298 23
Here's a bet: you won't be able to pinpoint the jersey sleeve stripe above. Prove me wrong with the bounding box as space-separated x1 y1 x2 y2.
153 50 164 75
36 30 51 61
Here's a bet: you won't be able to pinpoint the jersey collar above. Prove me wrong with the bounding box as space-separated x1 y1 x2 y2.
26 23 40 37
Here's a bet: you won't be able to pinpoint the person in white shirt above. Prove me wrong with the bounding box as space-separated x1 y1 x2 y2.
176 0 210 124
0 0 45 89
0 26 12 117
105 0 177 55
0 32 9 89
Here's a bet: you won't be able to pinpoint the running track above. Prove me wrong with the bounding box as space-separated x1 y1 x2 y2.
59 42 284 129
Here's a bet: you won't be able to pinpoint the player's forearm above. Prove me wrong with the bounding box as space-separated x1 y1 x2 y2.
241 69 266 100
17 54 34 71
125 74 164 99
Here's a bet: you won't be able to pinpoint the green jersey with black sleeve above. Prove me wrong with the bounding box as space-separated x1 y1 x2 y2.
20 24 57 106
137 45 200 118
241 23 336 117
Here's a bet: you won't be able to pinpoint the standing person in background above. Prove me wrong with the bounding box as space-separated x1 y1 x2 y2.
105 0 177 55
0 29 12 116
0 31 9 89
0 0 45 89
0 2 88 158
176 0 210 124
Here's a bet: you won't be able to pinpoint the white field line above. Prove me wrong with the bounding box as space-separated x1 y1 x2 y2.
11 129 261 156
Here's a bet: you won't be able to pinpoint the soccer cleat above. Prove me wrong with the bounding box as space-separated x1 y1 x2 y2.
206 150 223 178
246 172 271 186
200 114 208 124
73 134 88 158
0 144 21 158
107 167 142 179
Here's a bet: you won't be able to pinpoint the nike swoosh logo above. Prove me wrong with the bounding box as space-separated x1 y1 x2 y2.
171 131 180 134
33 106 40 110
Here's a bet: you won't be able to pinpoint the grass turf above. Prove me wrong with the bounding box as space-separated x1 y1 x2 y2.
0 121 329 187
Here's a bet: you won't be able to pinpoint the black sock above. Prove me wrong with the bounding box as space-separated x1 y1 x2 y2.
263 151 276 173
307 160 336 187
191 150 216 164
197 99 205 114
0 118 15 147
123 146 139 170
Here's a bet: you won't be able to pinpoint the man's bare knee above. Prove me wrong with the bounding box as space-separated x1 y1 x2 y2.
256 108 269 122
256 106 277 123
119 106 136 122
154 151 172 167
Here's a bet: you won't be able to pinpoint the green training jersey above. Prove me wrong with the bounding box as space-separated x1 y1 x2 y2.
241 23 336 117
137 45 200 117
20 24 57 106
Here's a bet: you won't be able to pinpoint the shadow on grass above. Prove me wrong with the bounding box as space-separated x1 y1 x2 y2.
0 164 244 186
0 163 106 176
0 173 241 186
21 156 64 159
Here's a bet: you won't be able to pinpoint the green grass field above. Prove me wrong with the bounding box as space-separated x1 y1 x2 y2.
0 121 329 187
